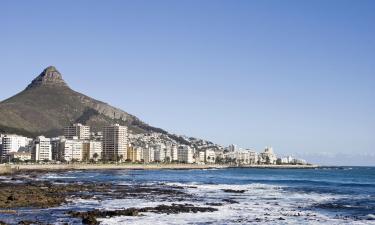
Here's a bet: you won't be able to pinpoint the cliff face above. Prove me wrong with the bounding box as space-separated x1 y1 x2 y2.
0 66 165 137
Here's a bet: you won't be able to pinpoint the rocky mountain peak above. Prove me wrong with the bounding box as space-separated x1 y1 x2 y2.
26 66 68 89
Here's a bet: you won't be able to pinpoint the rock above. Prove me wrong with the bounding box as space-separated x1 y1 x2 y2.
206 202 223 206
222 189 246 193
7 195 15 201
26 66 68 89
81 215 99 225
70 204 218 222
17 221 38 225
222 199 239 204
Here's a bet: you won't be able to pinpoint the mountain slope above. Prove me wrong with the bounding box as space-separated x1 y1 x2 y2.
0 66 166 137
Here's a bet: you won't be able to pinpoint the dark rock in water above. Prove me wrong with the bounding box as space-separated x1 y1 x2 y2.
278 217 286 220
222 189 246 193
70 204 218 223
222 199 239 204
17 221 42 225
81 215 99 225
206 202 223 206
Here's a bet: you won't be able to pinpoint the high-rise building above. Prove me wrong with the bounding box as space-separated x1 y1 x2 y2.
153 144 166 162
51 137 63 161
228 144 237 152
31 136 52 161
142 145 154 163
102 124 128 161
0 135 31 161
177 145 194 163
64 123 90 140
170 144 178 162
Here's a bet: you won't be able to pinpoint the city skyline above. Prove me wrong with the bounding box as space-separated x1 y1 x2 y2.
1 1 374 166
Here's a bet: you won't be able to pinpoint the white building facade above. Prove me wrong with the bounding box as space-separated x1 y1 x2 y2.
60 138 84 162
1 135 31 161
31 136 52 161
177 145 194 163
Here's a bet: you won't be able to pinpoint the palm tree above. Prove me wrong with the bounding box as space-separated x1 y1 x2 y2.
93 153 99 163
118 154 124 164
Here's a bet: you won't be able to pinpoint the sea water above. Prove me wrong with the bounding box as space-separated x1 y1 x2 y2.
1 167 374 224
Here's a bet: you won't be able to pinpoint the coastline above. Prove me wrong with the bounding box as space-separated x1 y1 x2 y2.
0 163 319 174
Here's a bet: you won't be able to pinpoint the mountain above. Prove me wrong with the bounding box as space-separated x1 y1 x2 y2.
0 66 167 137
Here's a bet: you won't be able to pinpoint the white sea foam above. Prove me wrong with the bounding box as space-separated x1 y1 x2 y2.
96 182 373 225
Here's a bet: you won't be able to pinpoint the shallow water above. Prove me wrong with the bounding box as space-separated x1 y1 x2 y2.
1 167 375 224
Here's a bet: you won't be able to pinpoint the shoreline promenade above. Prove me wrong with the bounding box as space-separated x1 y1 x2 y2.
0 163 319 174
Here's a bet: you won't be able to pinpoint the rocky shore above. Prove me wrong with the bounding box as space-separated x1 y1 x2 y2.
0 171 223 224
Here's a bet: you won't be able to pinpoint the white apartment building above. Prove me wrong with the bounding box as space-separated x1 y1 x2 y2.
228 144 237 152
1 135 31 161
102 124 128 161
177 145 194 163
64 123 90 140
198 151 205 163
31 136 52 161
60 138 84 162
170 144 178 161
281 156 294 164
8 151 32 162
142 146 154 163
88 140 102 161
154 144 166 162
259 147 277 164
82 140 103 161
224 149 258 165
204 149 216 163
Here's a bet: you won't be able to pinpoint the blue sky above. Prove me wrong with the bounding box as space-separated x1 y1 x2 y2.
1 0 374 165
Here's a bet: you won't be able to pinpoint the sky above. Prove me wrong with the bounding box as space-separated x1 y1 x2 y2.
1 0 374 165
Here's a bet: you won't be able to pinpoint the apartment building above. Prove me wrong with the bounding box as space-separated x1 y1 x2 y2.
64 123 90 140
31 136 52 161
102 124 128 161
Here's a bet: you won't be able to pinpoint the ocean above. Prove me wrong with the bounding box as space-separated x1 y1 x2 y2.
1 167 374 224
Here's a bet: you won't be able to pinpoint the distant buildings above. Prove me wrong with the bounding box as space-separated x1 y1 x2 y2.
198 149 216 164
8 151 31 162
142 146 154 163
177 145 194 163
0 123 306 165
170 144 178 162
64 123 90 140
154 144 166 162
60 137 84 162
102 124 128 161
85 140 102 161
31 136 52 161
127 145 142 162
259 147 277 164
0 135 31 161
228 144 237 152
